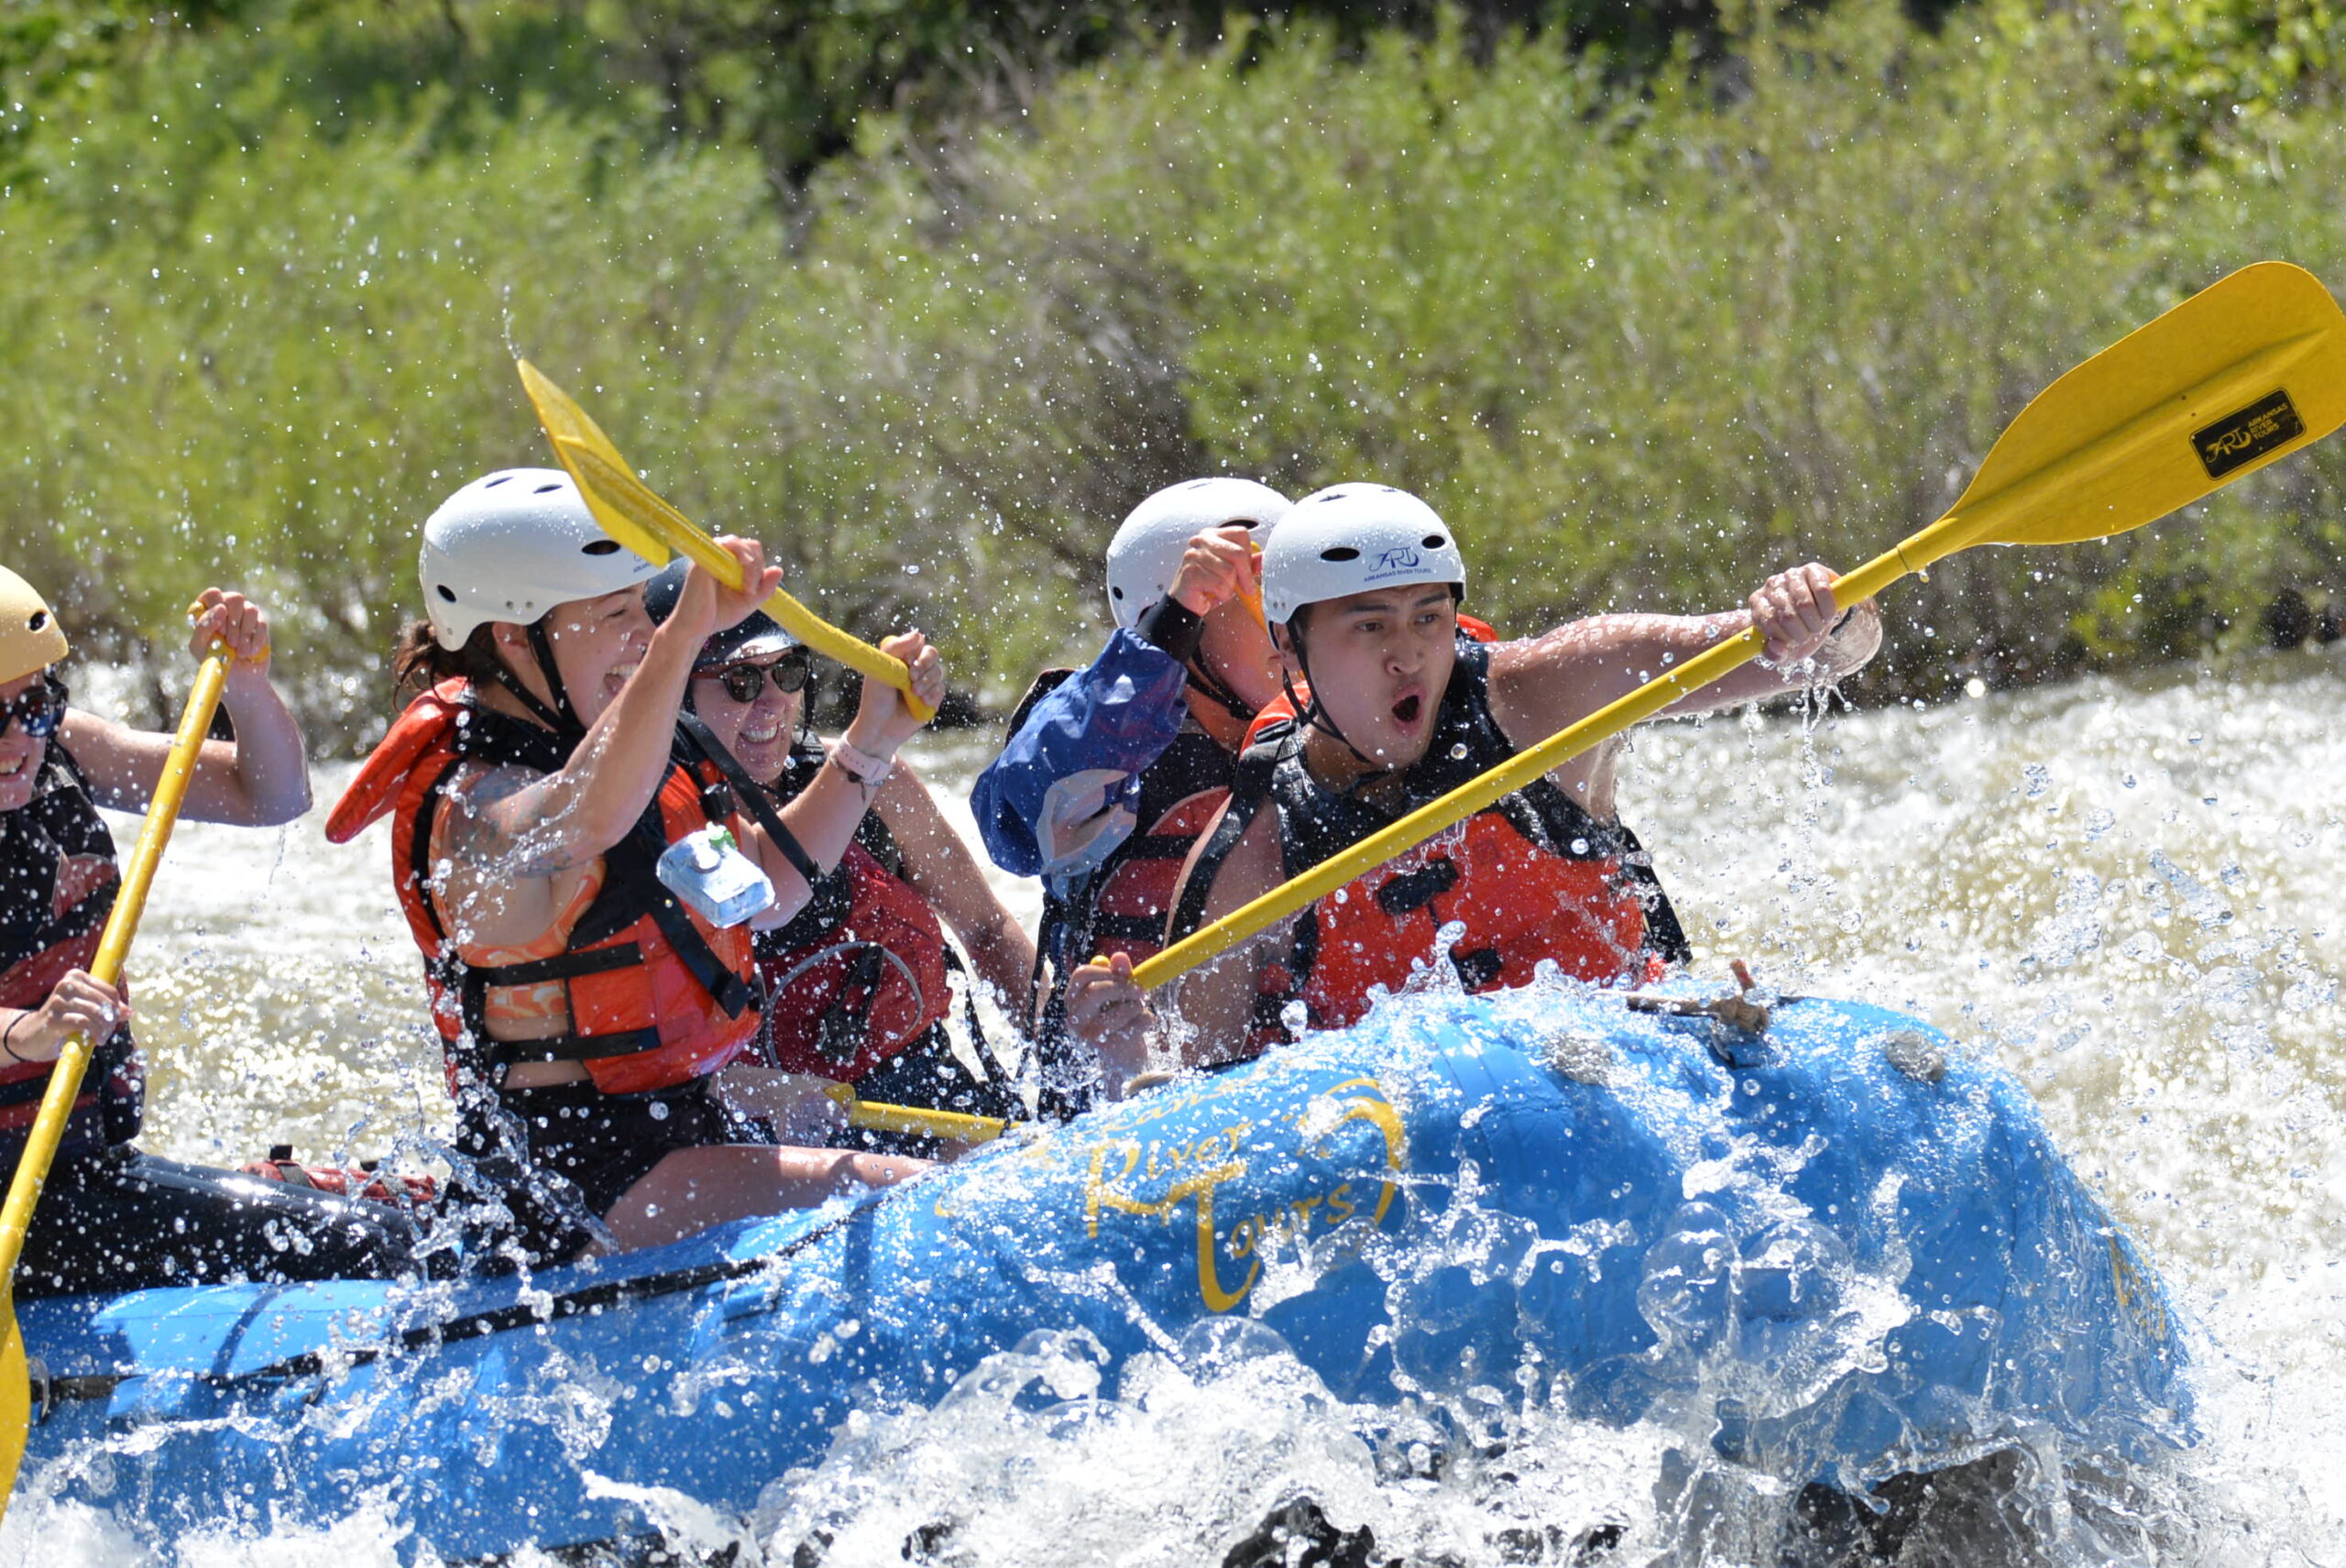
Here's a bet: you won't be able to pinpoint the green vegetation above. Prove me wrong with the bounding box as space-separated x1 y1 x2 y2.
5 0 2346 747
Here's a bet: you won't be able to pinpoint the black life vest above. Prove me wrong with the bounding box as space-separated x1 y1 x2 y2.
1172 637 1689 1051
0 737 141 1159
1010 662 1244 1119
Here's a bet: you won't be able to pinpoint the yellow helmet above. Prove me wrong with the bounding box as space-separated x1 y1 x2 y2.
0 565 70 685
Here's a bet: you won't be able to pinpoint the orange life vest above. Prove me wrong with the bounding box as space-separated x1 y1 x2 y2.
1173 635 1686 1052
0 740 141 1152
326 679 761 1097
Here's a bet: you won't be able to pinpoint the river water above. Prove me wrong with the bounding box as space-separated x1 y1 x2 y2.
7 652 2346 1564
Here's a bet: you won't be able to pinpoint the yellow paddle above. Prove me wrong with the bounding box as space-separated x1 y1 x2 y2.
514 360 935 721
1133 259 2346 992
0 643 230 1519
822 1083 1009 1145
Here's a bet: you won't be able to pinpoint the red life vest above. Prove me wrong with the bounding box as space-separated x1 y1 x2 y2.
0 739 141 1152
754 840 950 1081
734 742 955 1082
1083 766 1233 969
1173 635 1687 1052
998 665 1249 981
326 679 761 1097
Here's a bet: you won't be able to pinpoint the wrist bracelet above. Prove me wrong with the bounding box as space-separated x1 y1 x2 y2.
828 739 896 789
2 1014 26 1064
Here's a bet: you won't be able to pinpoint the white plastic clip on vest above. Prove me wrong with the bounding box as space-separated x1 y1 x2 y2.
656 825 775 928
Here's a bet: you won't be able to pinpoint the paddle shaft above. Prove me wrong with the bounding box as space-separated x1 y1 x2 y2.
1128 555 1907 992
823 1083 1008 1145
1128 316 2346 992
551 438 936 722
0 647 228 1279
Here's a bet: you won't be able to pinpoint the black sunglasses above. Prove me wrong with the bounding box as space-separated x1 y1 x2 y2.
0 682 63 740
705 652 812 705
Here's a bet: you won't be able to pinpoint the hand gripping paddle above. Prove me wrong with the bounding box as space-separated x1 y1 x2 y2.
515 360 934 721
0 644 230 1518
1132 261 2346 992
517 360 980 1146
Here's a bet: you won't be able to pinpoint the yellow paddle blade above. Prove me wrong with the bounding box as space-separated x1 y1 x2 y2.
556 438 933 717
519 362 936 720
554 436 740 586
0 1304 25 1525
516 359 674 569
1878 262 2346 589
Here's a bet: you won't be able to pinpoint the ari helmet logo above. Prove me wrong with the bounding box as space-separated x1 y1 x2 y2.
1369 545 1422 576
2193 389 2305 480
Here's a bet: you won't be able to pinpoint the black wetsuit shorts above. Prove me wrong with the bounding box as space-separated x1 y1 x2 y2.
454 1079 754 1267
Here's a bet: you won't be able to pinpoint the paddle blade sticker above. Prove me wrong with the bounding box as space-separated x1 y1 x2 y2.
2194 389 2307 479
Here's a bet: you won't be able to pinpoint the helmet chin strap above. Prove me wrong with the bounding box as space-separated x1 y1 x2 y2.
1279 615 1390 793
486 617 584 739
1183 661 1257 728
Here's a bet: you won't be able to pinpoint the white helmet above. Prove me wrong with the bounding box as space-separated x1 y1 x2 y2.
1260 484 1466 628
418 468 663 650
1104 477 1292 631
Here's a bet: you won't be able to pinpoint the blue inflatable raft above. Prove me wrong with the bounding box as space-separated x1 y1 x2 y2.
14 982 2190 1559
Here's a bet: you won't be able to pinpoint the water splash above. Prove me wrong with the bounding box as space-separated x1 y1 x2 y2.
22 663 2346 1562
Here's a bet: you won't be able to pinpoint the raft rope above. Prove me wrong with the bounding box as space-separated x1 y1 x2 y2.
25 1202 870 1409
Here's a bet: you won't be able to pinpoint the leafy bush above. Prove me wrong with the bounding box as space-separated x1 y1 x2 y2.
7 0 2346 749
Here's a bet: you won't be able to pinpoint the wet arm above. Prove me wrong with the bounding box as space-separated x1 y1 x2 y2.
874 765 1037 1008
1151 806 1286 1073
66 588 314 825
740 740 900 923
441 614 707 883
741 630 945 924
1493 592 1881 740
58 672 312 828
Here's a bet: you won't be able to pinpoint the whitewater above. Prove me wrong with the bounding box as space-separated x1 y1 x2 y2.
6 650 2343 1565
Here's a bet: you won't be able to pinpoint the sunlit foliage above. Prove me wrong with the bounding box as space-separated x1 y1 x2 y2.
5 0 2344 747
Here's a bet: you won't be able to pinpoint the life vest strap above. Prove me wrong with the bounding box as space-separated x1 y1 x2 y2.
468 943 641 990
641 892 756 1018
477 1026 666 1068
676 711 823 889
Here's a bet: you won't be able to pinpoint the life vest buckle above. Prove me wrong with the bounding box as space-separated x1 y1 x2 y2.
1375 856 1459 916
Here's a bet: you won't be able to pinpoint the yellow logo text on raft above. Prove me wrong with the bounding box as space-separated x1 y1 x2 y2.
2108 1233 2169 1343
1082 1077 1405 1313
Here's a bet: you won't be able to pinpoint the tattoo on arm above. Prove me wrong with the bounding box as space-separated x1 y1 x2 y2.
443 764 589 881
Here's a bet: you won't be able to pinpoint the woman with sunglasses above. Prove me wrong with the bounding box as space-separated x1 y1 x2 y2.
0 566 407 1293
328 472 945 1266
643 565 1033 1155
